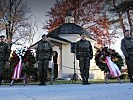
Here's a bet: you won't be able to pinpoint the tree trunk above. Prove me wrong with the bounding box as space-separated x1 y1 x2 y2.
119 12 125 33
127 10 132 28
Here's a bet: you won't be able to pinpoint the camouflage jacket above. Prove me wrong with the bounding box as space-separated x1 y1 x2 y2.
0 42 11 61
75 39 93 60
36 40 53 60
121 37 133 57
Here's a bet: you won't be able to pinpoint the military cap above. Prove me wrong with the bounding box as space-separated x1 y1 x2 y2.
80 32 85 35
0 35 5 38
42 34 47 38
124 30 129 33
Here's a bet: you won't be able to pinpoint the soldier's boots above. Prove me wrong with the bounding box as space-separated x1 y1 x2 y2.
39 82 46 86
105 77 109 84
39 80 46 86
82 81 90 85
82 77 86 85
85 81 90 85
0 75 2 86
117 77 121 84
130 76 133 83
82 81 86 85
82 77 90 85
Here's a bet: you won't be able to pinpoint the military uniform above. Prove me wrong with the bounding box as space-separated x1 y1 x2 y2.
75 39 93 85
121 37 133 82
0 40 11 85
36 38 53 85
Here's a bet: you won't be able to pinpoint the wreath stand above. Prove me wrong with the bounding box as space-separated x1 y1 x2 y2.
104 72 121 84
10 61 27 86
70 53 82 83
101 59 121 84
10 73 27 86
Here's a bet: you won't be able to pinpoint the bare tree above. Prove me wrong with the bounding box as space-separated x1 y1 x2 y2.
110 0 133 33
0 0 31 44
25 21 39 46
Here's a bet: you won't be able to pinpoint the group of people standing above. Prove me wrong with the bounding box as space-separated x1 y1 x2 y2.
35 30 133 85
36 33 93 85
0 28 133 86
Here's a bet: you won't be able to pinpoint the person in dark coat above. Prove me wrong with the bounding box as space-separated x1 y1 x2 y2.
121 30 133 83
36 34 53 85
75 34 93 85
0 35 11 85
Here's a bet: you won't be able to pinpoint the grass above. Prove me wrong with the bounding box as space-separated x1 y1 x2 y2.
1 79 130 86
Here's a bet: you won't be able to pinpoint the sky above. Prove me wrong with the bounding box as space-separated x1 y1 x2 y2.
28 0 55 23
27 0 56 42
11 0 56 49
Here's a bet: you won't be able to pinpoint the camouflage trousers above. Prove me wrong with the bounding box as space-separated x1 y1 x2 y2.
38 59 49 84
0 61 6 85
79 57 90 83
126 55 133 77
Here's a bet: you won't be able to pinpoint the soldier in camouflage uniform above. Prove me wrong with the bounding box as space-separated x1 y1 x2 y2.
0 35 11 85
75 34 93 85
36 34 53 85
121 30 133 83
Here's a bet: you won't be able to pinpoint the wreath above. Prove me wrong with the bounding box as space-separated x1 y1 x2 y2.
10 47 37 80
3 47 37 81
95 47 124 73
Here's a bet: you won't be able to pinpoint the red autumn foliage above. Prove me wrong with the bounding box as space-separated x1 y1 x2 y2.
44 0 117 47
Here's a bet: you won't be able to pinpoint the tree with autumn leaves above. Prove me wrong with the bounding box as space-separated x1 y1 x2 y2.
44 0 116 47
44 0 133 74
44 0 133 47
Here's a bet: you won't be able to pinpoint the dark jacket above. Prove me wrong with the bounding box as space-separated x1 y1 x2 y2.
75 39 93 60
36 40 53 60
0 42 11 61
121 37 133 58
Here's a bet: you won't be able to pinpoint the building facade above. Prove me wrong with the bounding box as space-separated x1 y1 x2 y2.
30 11 104 79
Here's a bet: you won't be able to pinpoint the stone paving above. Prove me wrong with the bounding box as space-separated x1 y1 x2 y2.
0 83 133 100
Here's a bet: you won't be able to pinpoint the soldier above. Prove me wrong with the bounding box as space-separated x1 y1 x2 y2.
121 30 133 83
0 35 11 85
36 34 53 85
75 34 93 85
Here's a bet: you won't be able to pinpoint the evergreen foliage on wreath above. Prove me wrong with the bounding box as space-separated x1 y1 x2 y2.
3 48 38 81
11 48 37 76
10 48 36 69
95 47 124 73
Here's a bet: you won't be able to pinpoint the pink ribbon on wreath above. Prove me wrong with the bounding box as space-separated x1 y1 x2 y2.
12 58 22 79
105 56 121 77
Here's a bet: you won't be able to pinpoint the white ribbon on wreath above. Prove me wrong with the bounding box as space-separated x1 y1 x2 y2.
12 46 27 79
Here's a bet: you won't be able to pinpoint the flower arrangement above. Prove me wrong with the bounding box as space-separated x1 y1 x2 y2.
15 46 27 57
95 47 124 73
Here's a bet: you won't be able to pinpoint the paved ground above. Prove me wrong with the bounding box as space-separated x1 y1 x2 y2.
0 83 133 100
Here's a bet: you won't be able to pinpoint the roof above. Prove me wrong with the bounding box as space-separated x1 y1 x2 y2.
47 23 87 42
47 23 96 42
30 23 94 49
48 23 85 36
